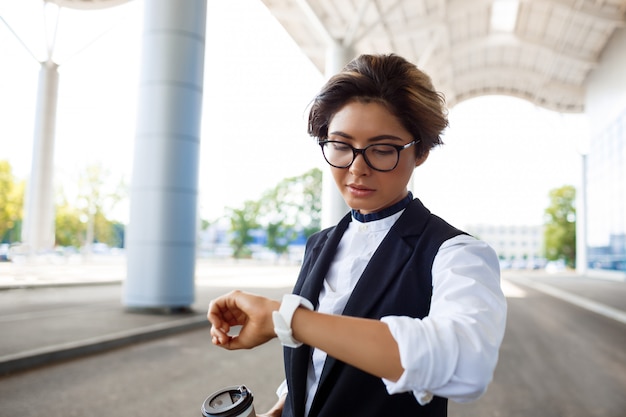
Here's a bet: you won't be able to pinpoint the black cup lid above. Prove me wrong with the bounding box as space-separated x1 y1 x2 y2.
201 385 253 417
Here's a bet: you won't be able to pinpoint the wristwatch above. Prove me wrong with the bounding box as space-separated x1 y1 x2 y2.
273 294 314 348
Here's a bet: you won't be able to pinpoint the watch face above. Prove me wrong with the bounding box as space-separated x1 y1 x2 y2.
201 385 253 417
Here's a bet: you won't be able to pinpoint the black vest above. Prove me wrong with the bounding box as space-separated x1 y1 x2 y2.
281 198 465 417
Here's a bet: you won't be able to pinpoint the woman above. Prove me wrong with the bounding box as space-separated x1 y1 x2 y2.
208 53 507 417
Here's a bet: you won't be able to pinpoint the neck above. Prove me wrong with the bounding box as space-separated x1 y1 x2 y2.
352 192 413 223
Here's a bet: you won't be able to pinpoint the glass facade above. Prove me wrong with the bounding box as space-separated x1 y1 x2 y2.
586 108 626 271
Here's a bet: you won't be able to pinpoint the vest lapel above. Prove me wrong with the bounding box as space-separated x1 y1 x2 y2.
349 200 431 308
288 213 351 417
316 199 431 389
297 213 352 304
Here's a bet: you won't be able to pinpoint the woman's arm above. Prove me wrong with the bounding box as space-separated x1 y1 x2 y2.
208 291 404 380
291 309 404 381
382 235 507 403
208 235 506 401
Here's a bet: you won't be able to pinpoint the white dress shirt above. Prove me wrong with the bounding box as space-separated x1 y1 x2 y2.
278 210 507 415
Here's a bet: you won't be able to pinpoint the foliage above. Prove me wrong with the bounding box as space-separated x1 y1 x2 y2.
200 218 212 231
0 160 127 248
55 164 127 249
264 221 298 257
55 195 85 247
257 168 322 256
225 168 323 258
227 199 260 259
0 161 24 243
76 164 126 248
543 185 576 267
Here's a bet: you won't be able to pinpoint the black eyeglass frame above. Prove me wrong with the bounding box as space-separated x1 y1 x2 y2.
318 139 420 172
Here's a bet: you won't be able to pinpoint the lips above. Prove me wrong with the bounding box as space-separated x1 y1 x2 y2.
348 183 373 191
347 184 374 196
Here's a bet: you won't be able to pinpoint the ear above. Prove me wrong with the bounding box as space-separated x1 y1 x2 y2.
415 150 429 167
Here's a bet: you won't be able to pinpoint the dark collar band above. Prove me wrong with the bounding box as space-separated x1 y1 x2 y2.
352 192 413 223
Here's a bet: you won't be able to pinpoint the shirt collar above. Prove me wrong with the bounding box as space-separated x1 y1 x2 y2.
351 191 413 223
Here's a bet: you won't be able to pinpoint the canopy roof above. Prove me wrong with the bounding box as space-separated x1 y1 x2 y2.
260 0 626 113
46 0 626 112
45 0 131 9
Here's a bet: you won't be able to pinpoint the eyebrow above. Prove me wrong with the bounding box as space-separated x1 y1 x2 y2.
328 131 405 143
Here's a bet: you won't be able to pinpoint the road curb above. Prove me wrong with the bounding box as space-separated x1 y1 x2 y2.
0 280 122 291
0 314 209 376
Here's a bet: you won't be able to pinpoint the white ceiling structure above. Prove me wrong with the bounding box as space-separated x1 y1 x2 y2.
260 0 626 113
46 0 626 113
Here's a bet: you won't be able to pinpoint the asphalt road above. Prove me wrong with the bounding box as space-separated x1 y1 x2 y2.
448 278 626 417
1 275 625 417
0 285 288 417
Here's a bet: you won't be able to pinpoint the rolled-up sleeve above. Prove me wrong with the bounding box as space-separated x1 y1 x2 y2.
381 234 507 405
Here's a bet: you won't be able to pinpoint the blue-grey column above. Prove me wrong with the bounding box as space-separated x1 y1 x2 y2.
21 60 59 254
124 0 207 309
321 42 352 228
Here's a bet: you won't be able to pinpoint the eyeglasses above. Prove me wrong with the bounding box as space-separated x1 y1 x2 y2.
318 140 419 172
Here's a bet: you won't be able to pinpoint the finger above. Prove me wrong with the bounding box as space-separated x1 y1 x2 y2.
221 335 243 350
211 327 231 346
208 296 243 327
207 311 224 331
207 303 233 332
211 325 247 350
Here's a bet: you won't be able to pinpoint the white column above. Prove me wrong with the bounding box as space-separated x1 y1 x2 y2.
576 153 588 275
21 60 59 254
320 42 353 228
124 0 207 310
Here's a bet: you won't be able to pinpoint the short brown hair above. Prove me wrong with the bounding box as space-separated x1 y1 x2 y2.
307 54 448 158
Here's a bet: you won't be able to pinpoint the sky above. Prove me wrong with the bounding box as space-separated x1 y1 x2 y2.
0 0 588 230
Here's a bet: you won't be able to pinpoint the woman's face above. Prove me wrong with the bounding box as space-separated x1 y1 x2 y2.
326 100 426 214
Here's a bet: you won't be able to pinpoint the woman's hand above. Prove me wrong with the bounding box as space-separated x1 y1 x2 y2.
207 290 280 350
256 393 287 417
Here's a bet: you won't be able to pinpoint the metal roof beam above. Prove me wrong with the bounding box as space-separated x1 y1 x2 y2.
536 0 626 23
294 0 335 46
342 0 372 47
350 0 404 44
450 32 598 67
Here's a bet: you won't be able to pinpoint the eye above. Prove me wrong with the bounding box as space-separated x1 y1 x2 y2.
330 141 351 152
370 145 396 156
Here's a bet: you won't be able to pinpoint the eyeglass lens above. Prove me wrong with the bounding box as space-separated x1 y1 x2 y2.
321 141 401 171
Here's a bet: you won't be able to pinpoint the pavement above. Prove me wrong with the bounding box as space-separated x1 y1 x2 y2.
0 255 300 376
1 255 625 377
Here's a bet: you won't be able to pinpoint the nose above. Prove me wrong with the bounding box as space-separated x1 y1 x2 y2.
349 150 370 175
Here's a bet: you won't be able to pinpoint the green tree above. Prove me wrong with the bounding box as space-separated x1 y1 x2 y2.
258 168 322 256
79 164 126 247
227 199 260 259
265 221 298 258
224 168 322 259
297 167 323 238
544 185 576 267
55 164 127 249
0 161 25 242
55 195 85 248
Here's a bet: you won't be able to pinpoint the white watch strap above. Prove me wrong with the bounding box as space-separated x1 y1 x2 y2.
272 294 314 348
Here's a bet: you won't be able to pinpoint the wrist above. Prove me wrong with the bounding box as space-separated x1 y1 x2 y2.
272 294 314 348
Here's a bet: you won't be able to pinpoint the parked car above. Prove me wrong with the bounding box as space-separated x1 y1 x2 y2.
0 244 9 262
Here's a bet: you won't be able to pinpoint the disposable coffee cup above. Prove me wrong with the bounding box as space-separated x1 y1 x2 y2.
201 385 255 417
